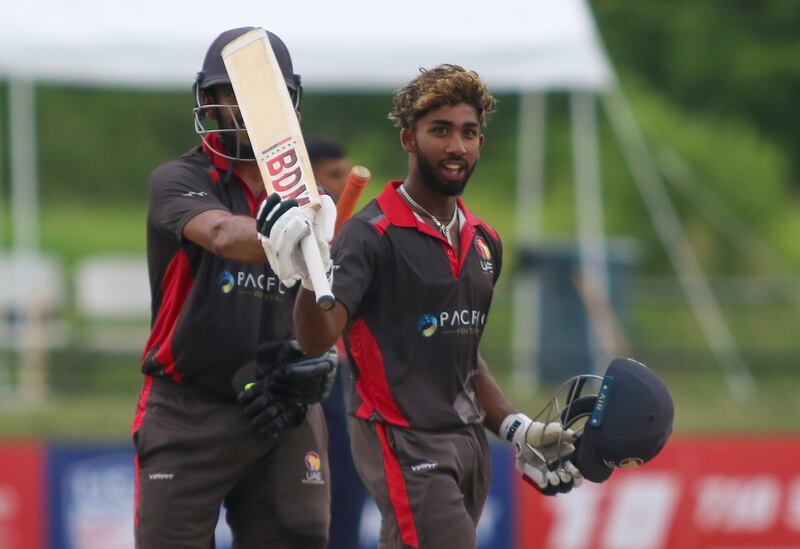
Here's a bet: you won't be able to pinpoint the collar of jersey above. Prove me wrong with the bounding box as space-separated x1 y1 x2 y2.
377 180 483 230
201 134 264 215
201 133 247 182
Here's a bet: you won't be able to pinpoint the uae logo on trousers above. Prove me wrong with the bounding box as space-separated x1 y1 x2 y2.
302 451 325 485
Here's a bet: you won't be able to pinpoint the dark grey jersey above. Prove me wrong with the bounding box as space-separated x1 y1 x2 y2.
331 180 502 431
142 135 296 397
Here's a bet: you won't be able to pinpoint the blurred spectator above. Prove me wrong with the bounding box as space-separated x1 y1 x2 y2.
307 136 349 201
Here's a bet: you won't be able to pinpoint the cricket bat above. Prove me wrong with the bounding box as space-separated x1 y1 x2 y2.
221 28 334 311
335 165 371 234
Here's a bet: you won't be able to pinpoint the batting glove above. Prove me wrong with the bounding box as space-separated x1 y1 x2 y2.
516 457 584 496
500 412 583 496
256 193 335 291
237 380 308 438
258 340 338 405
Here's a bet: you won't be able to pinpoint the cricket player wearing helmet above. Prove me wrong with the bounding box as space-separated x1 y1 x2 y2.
132 27 335 548
260 64 583 549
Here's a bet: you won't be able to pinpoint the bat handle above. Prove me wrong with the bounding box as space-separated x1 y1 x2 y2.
299 233 335 311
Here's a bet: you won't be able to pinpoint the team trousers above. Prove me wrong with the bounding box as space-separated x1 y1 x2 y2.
133 376 330 549
350 418 491 549
323 361 369 549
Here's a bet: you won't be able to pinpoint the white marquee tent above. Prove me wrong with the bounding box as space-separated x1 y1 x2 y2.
0 0 753 401
1 0 611 91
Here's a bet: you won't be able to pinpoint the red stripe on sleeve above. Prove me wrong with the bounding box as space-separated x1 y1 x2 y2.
141 250 195 381
348 319 409 427
375 423 420 548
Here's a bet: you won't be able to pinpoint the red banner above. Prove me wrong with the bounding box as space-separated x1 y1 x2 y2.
515 436 800 549
0 441 45 549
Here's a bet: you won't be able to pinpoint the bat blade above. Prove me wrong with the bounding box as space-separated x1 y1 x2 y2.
221 28 318 208
222 28 334 310
335 165 371 234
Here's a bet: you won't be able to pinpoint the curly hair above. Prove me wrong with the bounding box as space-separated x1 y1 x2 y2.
388 64 496 130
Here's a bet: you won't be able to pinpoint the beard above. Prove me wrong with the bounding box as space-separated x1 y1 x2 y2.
218 128 255 160
416 149 475 197
215 107 255 160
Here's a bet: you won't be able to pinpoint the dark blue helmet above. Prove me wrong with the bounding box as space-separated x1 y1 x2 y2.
195 27 301 102
563 357 675 483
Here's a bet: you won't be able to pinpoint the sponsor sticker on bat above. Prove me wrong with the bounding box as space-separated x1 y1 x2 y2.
261 136 311 206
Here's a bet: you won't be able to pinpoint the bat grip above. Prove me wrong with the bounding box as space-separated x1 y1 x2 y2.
299 234 335 311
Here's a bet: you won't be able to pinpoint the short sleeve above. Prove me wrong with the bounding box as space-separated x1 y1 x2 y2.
476 223 503 286
330 217 386 319
148 161 229 240
493 233 503 285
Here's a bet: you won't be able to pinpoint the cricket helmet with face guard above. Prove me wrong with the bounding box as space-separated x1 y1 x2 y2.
193 27 302 161
527 357 674 483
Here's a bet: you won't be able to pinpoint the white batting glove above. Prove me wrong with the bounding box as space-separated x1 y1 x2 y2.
256 194 309 287
500 412 583 496
516 459 584 496
256 194 335 289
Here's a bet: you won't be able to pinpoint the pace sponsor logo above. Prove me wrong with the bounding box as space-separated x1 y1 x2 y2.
418 314 438 337
302 451 324 485
441 309 487 335
218 270 235 293
217 269 291 300
419 309 487 337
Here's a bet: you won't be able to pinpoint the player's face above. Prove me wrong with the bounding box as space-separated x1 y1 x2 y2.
404 103 484 196
312 157 349 201
208 85 255 159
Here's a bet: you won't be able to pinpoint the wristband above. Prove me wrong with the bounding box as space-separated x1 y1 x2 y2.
499 412 531 443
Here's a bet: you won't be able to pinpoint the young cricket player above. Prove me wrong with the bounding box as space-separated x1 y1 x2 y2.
258 64 584 549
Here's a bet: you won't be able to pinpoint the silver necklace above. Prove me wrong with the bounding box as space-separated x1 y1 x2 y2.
398 184 458 246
